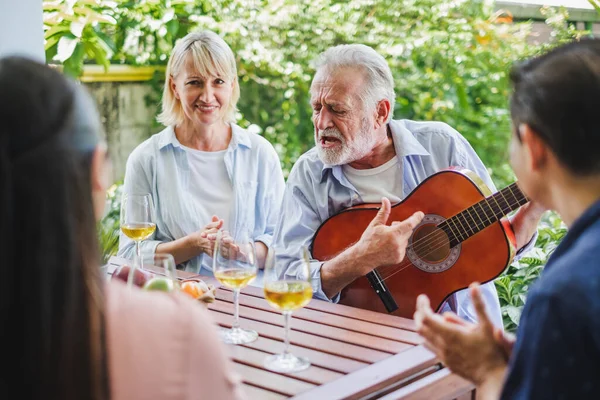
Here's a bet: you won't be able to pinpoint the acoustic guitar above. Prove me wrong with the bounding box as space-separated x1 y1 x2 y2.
311 167 529 319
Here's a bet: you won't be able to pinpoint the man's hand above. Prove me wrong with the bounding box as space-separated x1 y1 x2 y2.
511 200 546 250
355 197 424 275
494 328 516 362
413 283 508 387
320 197 423 298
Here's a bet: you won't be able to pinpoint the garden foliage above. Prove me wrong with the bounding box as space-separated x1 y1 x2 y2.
43 0 589 330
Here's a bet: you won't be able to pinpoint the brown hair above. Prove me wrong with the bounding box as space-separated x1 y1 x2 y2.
0 57 109 399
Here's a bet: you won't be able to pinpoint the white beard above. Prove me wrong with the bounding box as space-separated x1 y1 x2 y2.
315 119 373 166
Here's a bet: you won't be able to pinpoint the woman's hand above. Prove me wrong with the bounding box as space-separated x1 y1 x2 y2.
196 215 224 256
156 215 227 264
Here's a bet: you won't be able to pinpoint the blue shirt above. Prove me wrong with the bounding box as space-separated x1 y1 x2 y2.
501 199 600 399
273 119 535 326
117 124 285 276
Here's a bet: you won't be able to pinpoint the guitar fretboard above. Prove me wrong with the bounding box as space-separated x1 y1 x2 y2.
438 182 528 247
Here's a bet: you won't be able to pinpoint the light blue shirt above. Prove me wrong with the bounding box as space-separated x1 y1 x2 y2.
273 119 536 326
118 124 285 279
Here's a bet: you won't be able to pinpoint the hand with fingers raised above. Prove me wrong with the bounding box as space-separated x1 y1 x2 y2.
355 197 424 276
196 215 224 256
413 283 508 392
201 223 244 261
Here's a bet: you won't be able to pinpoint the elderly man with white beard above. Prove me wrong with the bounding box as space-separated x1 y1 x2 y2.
271 44 544 325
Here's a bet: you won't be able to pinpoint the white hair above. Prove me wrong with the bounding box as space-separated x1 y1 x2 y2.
313 44 395 122
157 30 240 126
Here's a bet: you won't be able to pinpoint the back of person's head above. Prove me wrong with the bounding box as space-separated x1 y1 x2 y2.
158 29 240 126
510 38 600 176
0 57 108 399
313 44 396 122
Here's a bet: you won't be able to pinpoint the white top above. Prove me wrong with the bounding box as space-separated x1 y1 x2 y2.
118 124 286 277
183 146 233 233
342 156 403 204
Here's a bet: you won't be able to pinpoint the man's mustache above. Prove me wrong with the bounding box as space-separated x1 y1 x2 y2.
318 128 344 141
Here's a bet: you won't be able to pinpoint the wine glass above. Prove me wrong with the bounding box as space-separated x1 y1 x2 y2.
141 253 179 289
263 246 313 373
120 193 156 285
213 231 259 344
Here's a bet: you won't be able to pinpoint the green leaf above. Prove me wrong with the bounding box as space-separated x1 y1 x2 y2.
87 41 110 71
94 28 117 53
44 24 71 40
44 34 62 52
456 82 470 110
88 13 117 25
70 19 86 38
62 42 84 78
166 19 180 37
56 34 79 62
505 305 523 326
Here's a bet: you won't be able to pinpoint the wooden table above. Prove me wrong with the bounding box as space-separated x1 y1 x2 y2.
107 257 475 400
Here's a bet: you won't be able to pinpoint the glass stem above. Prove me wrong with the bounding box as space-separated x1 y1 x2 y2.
283 311 292 356
135 240 142 270
233 289 241 330
126 240 141 288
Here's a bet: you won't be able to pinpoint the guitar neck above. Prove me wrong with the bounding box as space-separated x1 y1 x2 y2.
439 182 529 247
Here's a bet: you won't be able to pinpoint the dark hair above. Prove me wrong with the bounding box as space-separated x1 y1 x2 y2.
509 38 600 175
0 57 109 399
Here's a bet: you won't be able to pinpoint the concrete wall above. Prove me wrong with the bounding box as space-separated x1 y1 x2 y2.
85 82 161 182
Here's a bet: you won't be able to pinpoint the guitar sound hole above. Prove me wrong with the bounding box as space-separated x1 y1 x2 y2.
412 224 451 263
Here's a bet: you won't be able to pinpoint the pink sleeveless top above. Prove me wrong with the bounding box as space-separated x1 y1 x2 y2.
105 280 245 400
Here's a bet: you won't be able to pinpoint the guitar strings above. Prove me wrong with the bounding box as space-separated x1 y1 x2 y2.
377 207 517 284
375 196 525 284
381 195 523 266
379 197 520 280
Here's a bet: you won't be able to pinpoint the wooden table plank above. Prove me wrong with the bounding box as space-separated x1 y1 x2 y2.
108 256 416 331
241 384 287 400
233 363 315 396
241 336 369 374
377 368 475 400
290 346 438 400
108 256 454 400
218 281 417 331
227 344 344 385
210 310 391 364
210 299 411 353
216 289 422 345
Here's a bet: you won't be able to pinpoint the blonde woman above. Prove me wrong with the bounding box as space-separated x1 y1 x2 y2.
119 30 285 277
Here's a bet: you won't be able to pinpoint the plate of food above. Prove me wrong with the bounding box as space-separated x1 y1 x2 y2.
180 278 217 304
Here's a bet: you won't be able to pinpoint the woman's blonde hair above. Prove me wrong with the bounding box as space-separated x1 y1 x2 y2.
157 30 240 126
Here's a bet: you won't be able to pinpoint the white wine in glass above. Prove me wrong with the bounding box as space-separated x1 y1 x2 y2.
120 193 156 286
263 247 313 373
264 281 312 312
214 269 257 289
213 231 258 345
121 223 156 241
